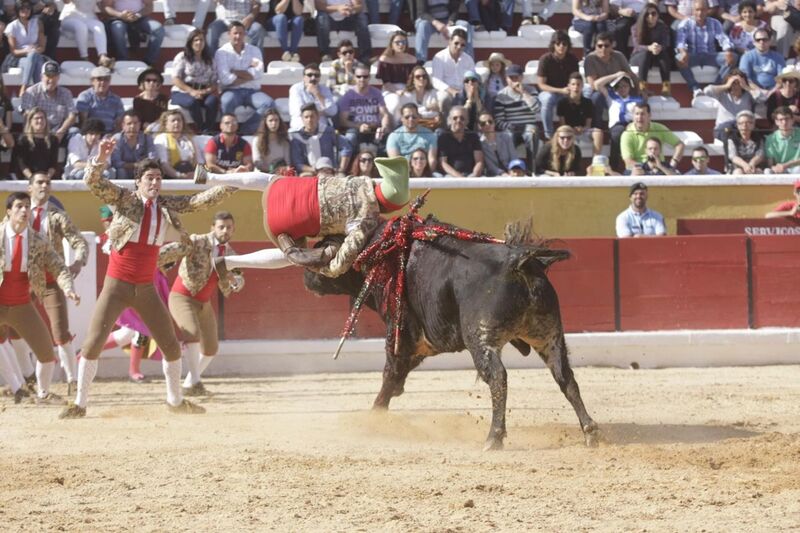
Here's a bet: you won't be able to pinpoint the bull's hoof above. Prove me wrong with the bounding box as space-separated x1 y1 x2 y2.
583 423 600 448
483 436 504 452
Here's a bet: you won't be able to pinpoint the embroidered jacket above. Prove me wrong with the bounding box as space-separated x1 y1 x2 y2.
157 232 244 298
36 204 90 267
84 160 237 251
0 222 75 299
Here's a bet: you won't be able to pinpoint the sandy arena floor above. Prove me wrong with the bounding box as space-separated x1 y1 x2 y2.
1 364 799 532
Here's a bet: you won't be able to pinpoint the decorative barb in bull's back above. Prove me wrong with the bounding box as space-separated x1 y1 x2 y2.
332 189 504 360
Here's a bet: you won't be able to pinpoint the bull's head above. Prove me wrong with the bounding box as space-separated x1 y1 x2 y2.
303 266 364 298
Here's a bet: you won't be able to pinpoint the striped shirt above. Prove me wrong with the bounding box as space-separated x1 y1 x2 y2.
675 17 732 53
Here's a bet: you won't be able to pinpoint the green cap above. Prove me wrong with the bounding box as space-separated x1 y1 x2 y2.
374 156 410 211
99 205 113 220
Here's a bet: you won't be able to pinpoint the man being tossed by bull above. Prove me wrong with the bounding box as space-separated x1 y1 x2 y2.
192 156 410 278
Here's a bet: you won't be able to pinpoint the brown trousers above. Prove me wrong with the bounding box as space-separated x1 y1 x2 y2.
81 276 181 362
0 302 56 363
41 282 71 345
168 291 219 355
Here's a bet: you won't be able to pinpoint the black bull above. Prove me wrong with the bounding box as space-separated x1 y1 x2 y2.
304 221 599 450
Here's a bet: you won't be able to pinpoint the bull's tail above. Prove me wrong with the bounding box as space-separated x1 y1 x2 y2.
504 219 570 270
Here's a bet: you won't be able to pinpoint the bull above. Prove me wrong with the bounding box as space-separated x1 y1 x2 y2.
304 218 599 450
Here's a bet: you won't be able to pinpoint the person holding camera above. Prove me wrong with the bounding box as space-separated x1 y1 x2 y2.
632 137 678 176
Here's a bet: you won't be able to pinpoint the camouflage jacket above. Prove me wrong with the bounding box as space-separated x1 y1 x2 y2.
0 223 74 299
316 175 381 278
84 160 237 251
157 232 244 298
34 204 89 267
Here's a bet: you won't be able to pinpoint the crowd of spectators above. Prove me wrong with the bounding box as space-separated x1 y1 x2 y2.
0 0 798 179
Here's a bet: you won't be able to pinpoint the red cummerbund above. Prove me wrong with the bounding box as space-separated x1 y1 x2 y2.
172 271 218 303
265 177 321 240
0 271 31 306
107 241 159 284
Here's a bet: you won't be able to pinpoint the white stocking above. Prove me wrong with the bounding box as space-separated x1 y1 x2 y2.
206 170 275 192
224 248 293 270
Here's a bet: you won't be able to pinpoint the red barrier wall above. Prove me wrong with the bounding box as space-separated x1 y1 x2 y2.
94 234 800 339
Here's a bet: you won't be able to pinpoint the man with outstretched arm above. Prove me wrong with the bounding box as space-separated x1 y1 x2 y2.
59 139 237 419
158 211 245 396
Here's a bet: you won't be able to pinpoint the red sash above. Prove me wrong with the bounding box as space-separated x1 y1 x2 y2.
107 242 159 284
265 177 321 240
172 271 219 303
0 271 31 306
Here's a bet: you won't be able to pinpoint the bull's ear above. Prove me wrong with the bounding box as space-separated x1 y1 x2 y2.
515 249 571 271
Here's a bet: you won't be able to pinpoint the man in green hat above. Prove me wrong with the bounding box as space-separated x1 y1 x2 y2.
192 156 410 278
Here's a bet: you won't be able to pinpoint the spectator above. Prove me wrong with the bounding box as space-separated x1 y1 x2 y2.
311 156 336 177
133 68 168 131
0 114 13 153
253 109 290 173
621 102 685 171
389 66 442 130
494 63 541 165
535 125 583 176
206 0 265 52
60 0 111 65
431 28 475 107
204 114 254 173
765 179 800 218
508 158 528 177
740 28 785 90
386 103 438 170
556 72 603 156
703 70 759 141
366 0 404 25
266 0 304 62
75 65 125 133
683 146 721 174
584 31 639 129
615 181 666 237
215 22 273 135
726 110 765 174
289 103 352 176
631 3 672 96
610 0 645 58
338 63 391 153
766 68 800 125
408 147 433 177
765 106 800 173
154 110 201 179
170 29 220 134
314 0 371 63
519 0 558 26
290 62 337 130
414 0 474 64
664 0 694 30
376 31 417 94
0 75 12 128
537 30 580 139
64 119 107 180
572 0 610 55
480 52 510 110
327 40 358 95
438 106 484 177
632 137 678 175
102 0 164 66
594 72 645 171
764 0 799 56
465 0 503 31
27 1 60 60
675 0 737 96
461 70 485 131
478 110 516 177
348 147 378 177
162 0 210 28
12 106 59 179
20 61 77 143
2 0 47 95
110 109 157 179
729 1 768 54
714 0 756 32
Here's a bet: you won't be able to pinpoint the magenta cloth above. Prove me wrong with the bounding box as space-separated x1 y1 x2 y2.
115 270 171 360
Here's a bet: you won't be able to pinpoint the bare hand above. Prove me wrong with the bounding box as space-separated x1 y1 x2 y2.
97 138 116 164
66 291 80 305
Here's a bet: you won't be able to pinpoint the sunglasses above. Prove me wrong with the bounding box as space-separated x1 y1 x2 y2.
596 43 610 49
754 37 769 42
451 116 466 122
479 119 494 126
360 157 373 163
414 74 428 79
558 135 573 140
411 156 426 161
304 72 320 78
340 49 355 55
355 74 369 79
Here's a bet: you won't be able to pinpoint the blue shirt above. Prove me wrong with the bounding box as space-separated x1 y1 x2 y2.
110 132 156 179
740 49 785 90
386 126 437 158
75 89 125 133
616 207 666 237
676 17 732 54
289 125 352 170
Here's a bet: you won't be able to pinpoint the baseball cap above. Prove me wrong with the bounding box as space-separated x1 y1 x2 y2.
463 70 480 81
506 64 523 77
91 66 112 78
629 182 648 195
508 158 526 171
42 61 60 76
314 157 334 171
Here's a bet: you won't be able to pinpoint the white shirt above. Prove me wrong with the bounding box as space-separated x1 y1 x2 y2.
288 81 338 130
133 197 166 246
615 206 666 238
4 18 40 49
65 134 100 178
431 48 475 92
4 225 28 272
113 0 145 13
30 204 50 237
214 42 264 90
